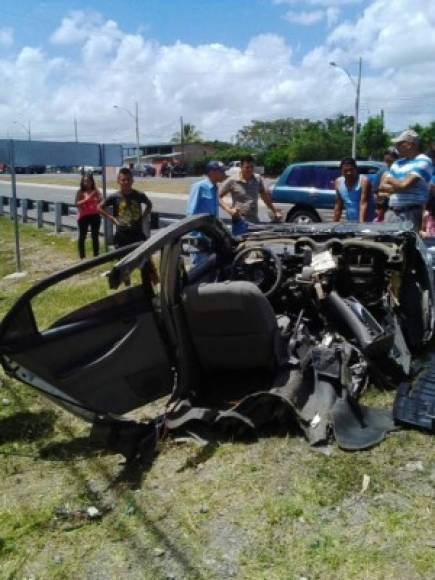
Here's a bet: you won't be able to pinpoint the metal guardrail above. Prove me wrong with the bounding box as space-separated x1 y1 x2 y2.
0 194 184 233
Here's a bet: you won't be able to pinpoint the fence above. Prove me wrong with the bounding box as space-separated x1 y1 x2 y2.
0 139 126 271
0 194 184 236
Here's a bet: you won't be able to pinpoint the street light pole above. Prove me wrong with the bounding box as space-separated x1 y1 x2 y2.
330 57 362 159
135 101 140 168
14 120 31 141
353 57 362 160
113 102 141 167
180 115 185 159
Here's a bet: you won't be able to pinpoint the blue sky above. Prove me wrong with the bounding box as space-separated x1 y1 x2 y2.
1 1 434 143
2 0 366 56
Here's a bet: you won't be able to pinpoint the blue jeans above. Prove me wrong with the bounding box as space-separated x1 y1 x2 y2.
231 217 249 236
191 251 209 267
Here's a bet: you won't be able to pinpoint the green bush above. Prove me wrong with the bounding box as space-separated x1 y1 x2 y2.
189 156 213 176
263 148 291 176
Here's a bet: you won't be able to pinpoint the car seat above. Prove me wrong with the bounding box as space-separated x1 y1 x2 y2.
182 281 288 400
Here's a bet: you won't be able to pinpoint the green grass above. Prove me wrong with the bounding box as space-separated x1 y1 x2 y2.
1 216 435 579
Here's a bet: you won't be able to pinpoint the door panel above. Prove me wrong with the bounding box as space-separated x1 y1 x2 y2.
0 246 173 416
0 216 232 418
10 306 172 415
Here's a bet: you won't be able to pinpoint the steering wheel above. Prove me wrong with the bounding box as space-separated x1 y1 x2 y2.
230 246 283 297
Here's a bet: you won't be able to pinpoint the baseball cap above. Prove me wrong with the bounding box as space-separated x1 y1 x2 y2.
205 160 226 173
392 129 419 144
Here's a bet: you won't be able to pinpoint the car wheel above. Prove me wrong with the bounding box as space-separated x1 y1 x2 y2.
286 208 320 224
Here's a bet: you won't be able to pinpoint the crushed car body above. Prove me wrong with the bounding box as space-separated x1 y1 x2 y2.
1 215 434 459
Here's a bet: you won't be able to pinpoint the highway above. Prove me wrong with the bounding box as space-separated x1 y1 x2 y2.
0 178 191 216
0 175 333 223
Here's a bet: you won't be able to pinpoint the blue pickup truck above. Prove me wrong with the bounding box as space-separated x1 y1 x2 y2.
271 160 385 223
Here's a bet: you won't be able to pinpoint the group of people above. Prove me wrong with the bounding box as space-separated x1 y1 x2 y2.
334 129 435 235
75 130 435 260
75 167 152 258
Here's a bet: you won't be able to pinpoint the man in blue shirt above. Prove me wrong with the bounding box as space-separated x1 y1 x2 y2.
381 129 433 231
186 160 226 266
186 160 226 217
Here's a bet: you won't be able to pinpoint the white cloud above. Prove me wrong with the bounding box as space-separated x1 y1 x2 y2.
328 0 435 68
50 11 105 45
284 10 324 25
0 27 14 47
326 7 341 26
1 4 435 143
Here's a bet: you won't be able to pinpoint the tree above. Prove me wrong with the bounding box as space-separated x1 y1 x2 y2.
236 118 314 150
410 122 435 151
171 123 202 144
263 147 292 175
189 145 256 176
235 115 354 160
358 116 389 160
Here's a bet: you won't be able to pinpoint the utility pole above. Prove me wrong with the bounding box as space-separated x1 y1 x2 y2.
74 118 78 142
180 116 185 160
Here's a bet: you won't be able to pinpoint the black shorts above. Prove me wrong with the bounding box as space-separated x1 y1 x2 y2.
114 229 146 248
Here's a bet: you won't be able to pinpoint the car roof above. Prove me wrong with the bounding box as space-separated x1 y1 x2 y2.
287 160 384 169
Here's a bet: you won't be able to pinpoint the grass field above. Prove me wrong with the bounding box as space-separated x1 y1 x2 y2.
0 217 434 579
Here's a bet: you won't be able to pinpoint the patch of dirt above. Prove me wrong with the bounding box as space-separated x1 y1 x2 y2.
0 232 77 293
200 516 253 578
23 235 77 278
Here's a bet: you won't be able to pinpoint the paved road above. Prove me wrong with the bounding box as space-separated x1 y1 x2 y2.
0 179 192 216
0 178 333 223
0 178 272 221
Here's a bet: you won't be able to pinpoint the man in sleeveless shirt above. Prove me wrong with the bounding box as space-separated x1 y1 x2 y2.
333 157 372 223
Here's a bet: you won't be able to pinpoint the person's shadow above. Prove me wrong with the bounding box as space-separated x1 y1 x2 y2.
0 410 57 444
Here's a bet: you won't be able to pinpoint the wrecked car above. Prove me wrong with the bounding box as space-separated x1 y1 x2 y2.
0 215 434 459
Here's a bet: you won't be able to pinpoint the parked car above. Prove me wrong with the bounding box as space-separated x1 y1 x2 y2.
131 163 156 177
271 161 385 224
0 216 433 460
226 160 265 177
4 165 47 174
82 166 102 175
160 161 187 178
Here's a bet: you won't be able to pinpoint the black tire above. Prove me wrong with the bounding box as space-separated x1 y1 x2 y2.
286 208 321 225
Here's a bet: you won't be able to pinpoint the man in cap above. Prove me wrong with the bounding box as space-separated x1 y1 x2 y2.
186 160 226 218
186 160 226 266
381 129 433 231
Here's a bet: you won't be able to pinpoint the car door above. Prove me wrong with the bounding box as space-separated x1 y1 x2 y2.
312 165 341 209
0 215 233 422
358 164 384 195
285 165 317 205
0 245 173 420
